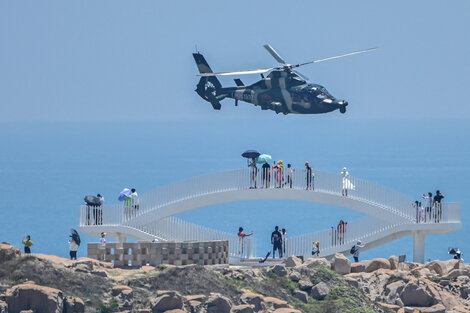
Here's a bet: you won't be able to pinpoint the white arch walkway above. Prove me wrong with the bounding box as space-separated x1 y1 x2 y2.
78 169 461 263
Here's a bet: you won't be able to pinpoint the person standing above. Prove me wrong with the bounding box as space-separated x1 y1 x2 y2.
434 190 444 222
99 232 107 261
248 158 258 189
337 220 347 244
341 167 350 196
312 241 320 257
237 227 253 255
422 192 433 222
271 226 283 258
96 194 104 225
276 160 284 188
305 162 312 190
351 240 365 262
262 162 270 188
22 235 33 254
68 238 78 260
286 164 293 188
131 189 139 211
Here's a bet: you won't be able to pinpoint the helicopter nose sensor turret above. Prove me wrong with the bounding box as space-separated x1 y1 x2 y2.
338 100 348 114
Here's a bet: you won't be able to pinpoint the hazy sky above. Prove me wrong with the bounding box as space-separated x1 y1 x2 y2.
1 1 469 121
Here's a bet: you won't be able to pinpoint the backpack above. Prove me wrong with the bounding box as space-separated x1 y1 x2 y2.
350 246 357 254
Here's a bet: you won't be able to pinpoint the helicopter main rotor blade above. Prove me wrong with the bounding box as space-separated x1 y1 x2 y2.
293 47 377 68
263 44 287 64
198 67 275 77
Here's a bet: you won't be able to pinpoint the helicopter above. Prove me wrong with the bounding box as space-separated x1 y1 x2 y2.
193 45 376 115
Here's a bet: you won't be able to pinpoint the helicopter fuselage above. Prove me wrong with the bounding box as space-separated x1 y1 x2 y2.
221 70 348 115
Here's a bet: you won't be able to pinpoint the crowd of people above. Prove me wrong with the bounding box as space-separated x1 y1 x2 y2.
414 190 445 223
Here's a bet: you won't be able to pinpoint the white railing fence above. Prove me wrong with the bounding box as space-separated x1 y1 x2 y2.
79 169 460 259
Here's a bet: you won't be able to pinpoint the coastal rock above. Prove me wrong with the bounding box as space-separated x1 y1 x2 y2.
311 282 330 300
443 268 470 280
400 282 434 307
64 296 85 313
366 258 391 272
72 260 94 271
385 281 405 302
206 293 232 313
389 256 399 270
351 262 366 273
419 303 446 313
288 271 301 282
425 261 447 276
163 310 185 313
91 269 108 277
293 290 308 303
443 259 460 272
303 257 329 269
331 253 351 275
233 304 255 313
0 243 21 263
271 264 287 276
240 290 263 311
298 279 313 291
112 285 133 310
6 283 64 313
284 256 302 268
263 297 289 309
151 291 183 313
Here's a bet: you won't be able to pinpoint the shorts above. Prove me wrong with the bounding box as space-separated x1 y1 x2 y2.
273 242 282 250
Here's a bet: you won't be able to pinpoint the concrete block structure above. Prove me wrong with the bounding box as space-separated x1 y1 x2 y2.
87 240 229 267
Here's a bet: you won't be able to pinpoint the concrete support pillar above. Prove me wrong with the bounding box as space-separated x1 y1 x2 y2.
115 233 127 244
413 231 425 263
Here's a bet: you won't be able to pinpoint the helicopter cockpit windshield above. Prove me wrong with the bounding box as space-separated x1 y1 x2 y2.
304 84 334 99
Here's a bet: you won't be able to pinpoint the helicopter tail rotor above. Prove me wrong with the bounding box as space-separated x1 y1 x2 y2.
193 53 225 110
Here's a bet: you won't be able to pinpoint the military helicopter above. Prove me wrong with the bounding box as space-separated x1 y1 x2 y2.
193 45 376 115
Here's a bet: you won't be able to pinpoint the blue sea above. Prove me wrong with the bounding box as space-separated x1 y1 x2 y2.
1 119 469 262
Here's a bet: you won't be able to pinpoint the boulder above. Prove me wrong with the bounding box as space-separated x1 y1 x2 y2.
72 260 94 271
64 297 85 313
151 291 183 313
293 290 308 303
91 269 108 277
389 256 399 270
442 259 459 272
73 263 90 273
366 258 391 273
6 283 64 313
303 257 329 268
331 253 351 275
240 290 263 312
351 262 366 273
400 282 434 307
183 294 206 302
298 279 313 291
425 261 447 276
420 303 446 313
288 271 301 282
311 282 330 300
443 268 470 280
0 243 21 263
263 297 289 309
284 256 302 268
271 264 287 276
233 304 255 313
385 281 405 302
164 310 185 313
206 293 232 313
112 285 133 310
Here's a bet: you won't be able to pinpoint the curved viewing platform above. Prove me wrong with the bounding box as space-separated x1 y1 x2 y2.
78 168 461 263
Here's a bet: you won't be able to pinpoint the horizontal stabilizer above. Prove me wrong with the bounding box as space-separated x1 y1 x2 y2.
234 79 244 87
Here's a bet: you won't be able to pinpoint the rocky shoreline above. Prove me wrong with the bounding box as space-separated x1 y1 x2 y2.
1 242 469 313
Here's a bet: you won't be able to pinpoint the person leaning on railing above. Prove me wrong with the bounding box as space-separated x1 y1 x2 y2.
433 190 444 223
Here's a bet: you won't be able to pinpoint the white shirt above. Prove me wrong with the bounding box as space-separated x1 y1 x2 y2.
69 241 78 251
100 237 106 247
131 192 139 206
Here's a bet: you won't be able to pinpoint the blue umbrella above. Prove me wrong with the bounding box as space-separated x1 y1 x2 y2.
256 154 272 164
118 188 131 201
241 150 260 159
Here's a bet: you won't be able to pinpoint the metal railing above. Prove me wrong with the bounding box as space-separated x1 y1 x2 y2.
79 169 460 258
285 202 461 257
